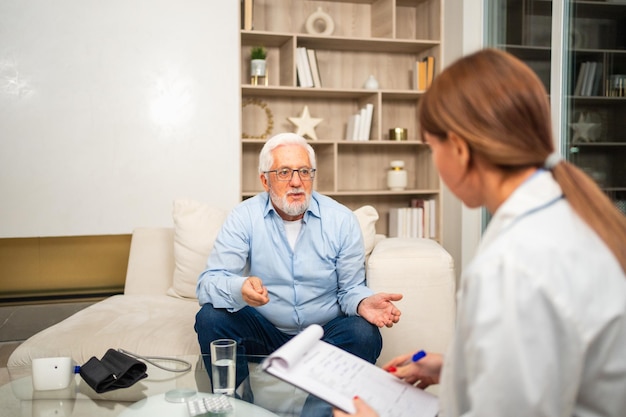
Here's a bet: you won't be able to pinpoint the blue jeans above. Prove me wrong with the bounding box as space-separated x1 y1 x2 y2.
194 304 382 415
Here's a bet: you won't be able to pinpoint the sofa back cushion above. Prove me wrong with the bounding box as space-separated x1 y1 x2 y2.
168 200 228 299
168 200 378 300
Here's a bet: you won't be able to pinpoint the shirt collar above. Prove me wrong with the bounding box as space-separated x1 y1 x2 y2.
479 169 563 251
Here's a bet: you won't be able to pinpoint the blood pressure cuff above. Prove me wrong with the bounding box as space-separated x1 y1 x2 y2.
79 349 148 393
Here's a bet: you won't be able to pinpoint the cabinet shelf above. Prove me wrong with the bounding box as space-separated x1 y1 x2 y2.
573 1 626 19
243 31 439 54
240 0 442 237
242 189 440 198
242 86 425 99
571 142 626 148
326 189 440 196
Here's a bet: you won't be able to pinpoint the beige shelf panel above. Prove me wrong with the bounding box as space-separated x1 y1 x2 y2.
249 0 441 40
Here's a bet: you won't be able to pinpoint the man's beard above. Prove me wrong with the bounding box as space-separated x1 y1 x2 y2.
269 187 311 217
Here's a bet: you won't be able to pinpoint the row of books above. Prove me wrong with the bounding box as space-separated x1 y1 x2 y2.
388 199 437 239
296 47 322 88
413 56 436 91
573 61 603 96
345 103 374 141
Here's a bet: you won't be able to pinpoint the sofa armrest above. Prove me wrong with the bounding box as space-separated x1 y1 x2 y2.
124 227 175 295
366 237 456 366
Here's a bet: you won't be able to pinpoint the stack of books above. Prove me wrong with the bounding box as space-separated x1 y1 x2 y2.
296 47 322 88
388 198 437 239
573 61 603 96
413 56 435 91
345 103 374 141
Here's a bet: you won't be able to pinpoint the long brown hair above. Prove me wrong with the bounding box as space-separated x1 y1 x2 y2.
418 48 626 273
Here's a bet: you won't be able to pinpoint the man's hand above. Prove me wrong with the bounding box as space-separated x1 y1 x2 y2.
242 276 269 306
357 293 402 328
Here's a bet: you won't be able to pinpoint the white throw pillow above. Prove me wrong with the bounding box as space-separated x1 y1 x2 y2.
168 200 228 299
169 200 378 300
353 205 379 257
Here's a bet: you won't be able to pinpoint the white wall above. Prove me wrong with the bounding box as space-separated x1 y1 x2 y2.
0 1 240 237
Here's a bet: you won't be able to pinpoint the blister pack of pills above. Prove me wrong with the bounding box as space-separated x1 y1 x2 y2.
186 395 233 416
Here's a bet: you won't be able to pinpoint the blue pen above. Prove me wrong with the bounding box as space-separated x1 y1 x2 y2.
388 350 426 373
411 350 427 363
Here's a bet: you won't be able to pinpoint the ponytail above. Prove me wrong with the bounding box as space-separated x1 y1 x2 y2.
549 159 626 274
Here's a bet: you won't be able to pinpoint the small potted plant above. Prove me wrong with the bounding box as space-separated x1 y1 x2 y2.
250 46 267 77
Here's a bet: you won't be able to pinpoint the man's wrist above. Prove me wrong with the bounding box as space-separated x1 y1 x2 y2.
356 297 366 316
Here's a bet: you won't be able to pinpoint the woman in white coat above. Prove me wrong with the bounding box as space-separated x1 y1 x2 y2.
335 48 626 417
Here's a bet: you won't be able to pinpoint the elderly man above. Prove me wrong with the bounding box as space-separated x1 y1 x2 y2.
194 133 402 406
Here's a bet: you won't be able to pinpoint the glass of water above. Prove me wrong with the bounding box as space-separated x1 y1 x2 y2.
209 339 237 396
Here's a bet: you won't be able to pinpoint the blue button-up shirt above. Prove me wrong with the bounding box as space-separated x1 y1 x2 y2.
196 191 373 335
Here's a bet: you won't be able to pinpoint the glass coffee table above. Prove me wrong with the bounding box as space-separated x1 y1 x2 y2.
1 354 326 417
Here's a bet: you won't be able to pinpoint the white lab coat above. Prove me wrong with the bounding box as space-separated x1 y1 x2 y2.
439 170 626 417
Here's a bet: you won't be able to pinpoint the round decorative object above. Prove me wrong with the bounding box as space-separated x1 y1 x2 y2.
242 99 274 139
363 75 379 90
389 128 407 141
305 7 335 36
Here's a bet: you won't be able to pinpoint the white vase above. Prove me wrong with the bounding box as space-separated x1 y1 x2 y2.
387 160 408 190
250 59 267 77
363 75 379 90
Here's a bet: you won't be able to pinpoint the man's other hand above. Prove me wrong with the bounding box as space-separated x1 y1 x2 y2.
357 293 403 328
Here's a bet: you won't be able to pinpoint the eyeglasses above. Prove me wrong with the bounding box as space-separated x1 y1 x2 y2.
264 168 316 181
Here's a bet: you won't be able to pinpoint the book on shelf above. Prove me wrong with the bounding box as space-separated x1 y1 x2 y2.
345 113 360 140
389 199 437 239
261 324 438 417
345 103 373 141
413 198 437 239
413 61 426 91
307 49 322 88
591 63 602 96
573 62 588 96
582 62 596 96
424 56 435 89
359 103 374 141
428 198 437 239
241 0 253 31
296 47 314 88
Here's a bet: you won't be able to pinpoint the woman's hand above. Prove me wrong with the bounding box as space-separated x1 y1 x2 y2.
384 351 443 389
333 397 379 417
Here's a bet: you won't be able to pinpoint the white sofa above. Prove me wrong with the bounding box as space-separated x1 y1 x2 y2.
8 201 456 390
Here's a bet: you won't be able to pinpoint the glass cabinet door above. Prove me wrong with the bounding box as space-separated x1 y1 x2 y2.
485 0 626 216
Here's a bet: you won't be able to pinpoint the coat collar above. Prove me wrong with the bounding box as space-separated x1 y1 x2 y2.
478 170 563 252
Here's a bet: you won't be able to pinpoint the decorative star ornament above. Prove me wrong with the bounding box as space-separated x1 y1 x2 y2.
570 113 599 144
288 106 323 140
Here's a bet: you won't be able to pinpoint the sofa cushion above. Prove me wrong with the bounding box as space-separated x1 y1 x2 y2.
7 294 201 370
168 200 228 299
168 200 378 300
353 205 378 257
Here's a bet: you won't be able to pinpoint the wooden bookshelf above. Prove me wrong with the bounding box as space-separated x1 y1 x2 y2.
240 0 443 237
